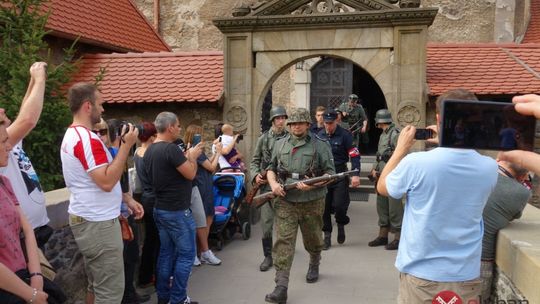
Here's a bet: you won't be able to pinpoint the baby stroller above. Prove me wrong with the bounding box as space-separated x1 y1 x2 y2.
210 168 251 250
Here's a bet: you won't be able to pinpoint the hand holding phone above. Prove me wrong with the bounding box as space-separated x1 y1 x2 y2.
440 100 536 151
414 128 433 140
192 134 202 146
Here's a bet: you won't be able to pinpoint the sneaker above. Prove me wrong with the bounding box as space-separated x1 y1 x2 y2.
193 256 201 267
183 296 199 304
200 250 222 265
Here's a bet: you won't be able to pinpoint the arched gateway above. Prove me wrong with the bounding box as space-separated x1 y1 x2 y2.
213 0 437 160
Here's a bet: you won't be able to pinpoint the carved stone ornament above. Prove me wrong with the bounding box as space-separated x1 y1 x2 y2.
232 2 251 17
293 0 353 15
397 104 421 126
399 0 420 8
226 105 248 128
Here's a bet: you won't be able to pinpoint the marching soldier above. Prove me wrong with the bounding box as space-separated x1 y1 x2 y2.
368 109 403 250
249 105 288 272
317 109 361 249
338 94 368 145
265 108 335 304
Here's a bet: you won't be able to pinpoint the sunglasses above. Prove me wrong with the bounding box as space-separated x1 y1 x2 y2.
92 129 108 136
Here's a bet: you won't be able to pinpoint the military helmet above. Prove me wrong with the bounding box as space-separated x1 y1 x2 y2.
375 109 393 124
287 108 311 125
348 94 359 100
269 106 288 122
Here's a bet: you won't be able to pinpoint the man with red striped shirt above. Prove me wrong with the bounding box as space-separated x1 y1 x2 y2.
60 82 139 304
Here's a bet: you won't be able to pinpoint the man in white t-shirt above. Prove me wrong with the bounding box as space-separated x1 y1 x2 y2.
61 82 140 304
0 62 52 248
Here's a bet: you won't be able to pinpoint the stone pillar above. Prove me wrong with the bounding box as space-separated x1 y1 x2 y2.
494 0 516 43
294 66 311 109
222 33 253 162
393 25 428 129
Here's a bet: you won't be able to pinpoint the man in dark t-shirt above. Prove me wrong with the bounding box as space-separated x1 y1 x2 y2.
143 112 202 304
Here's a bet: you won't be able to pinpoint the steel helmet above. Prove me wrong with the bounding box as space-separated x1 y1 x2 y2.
287 108 311 124
375 109 393 124
269 106 288 122
348 94 359 101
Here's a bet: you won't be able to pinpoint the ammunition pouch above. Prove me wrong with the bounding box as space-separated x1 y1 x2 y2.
376 150 393 163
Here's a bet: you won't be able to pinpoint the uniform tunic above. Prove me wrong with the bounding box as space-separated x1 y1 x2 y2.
267 132 335 284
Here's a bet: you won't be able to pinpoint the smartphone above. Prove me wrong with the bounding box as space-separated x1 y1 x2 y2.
415 128 433 140
440 99 536 151
192 134 202 146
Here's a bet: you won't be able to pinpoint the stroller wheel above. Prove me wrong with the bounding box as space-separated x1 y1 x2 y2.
216 239 224 251
242 222 251 240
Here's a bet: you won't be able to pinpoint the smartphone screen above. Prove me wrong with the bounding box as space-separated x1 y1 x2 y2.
415 128 433 140
192 134 202 146
440 99 536 151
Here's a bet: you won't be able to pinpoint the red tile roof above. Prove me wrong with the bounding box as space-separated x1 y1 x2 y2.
43 0 170 53
523 0 540 43
427 43 540 96
68 52 223 103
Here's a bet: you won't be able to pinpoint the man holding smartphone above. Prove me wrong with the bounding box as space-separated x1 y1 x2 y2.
376 89 498 304
368 109 403 250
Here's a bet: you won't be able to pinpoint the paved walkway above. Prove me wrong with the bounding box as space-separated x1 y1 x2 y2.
146 194 399 304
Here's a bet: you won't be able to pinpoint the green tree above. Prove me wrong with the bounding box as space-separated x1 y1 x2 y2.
0 0 78 191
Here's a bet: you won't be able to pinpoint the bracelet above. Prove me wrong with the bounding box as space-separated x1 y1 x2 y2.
28 287 37 303
29 272 43 278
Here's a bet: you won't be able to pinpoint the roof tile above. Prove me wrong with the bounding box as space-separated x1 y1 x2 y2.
43 0 170 52
523 0 540 43
67 52 223 104
427 43 540 96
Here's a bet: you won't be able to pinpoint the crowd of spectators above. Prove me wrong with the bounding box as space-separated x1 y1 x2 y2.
3 63 540 304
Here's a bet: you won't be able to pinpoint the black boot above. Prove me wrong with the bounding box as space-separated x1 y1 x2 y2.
368 226 389 247
306 264 319 283
260 238 273 271
323 231 331 250
337 224 345 244
265 286 287 303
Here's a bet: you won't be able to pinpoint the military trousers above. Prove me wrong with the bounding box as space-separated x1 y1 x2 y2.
376 194 404 231
273 197 324 285
322 177 350 232
260 199 275 239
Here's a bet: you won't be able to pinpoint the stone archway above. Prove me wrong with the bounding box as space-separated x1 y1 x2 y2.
213 0 437 160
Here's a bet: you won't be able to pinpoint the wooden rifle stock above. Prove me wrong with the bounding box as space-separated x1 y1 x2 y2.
252 169 359 208
245 171 267 204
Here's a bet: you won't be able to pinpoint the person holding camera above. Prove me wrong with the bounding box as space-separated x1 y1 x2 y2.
368 109 403 250
317 108 360 250
61 83 140 303
376 89 498 304
143 112 202 304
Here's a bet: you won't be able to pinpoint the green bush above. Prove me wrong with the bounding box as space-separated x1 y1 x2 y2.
0 0 78 191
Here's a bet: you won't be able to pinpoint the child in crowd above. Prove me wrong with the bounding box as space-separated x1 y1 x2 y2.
215 124 245 171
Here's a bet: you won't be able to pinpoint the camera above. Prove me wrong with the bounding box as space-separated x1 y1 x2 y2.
414 128 433 140
236 134 244 143
117 121 144 137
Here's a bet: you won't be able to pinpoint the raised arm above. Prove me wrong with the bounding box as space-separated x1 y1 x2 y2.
7 62 47 146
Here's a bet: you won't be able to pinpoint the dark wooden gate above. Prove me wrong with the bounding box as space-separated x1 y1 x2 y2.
310 57 353 112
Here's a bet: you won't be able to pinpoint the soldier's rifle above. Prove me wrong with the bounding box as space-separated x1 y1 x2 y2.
245 170 267 205
252 169 359 208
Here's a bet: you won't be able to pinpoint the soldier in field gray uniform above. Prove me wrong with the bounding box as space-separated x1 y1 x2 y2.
249 105 288 272
264 108 335 304
368 109 404 250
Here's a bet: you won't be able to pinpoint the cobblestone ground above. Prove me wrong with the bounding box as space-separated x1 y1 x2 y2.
142 194 400 304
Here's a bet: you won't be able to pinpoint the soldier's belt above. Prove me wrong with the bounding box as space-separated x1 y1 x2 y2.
285 172 304 179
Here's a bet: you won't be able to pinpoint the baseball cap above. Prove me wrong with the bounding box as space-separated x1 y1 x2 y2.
323 109 338 122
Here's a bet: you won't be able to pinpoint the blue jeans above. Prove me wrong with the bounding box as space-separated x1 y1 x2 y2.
154 208 196 303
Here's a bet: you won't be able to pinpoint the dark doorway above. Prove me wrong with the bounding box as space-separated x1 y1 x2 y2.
310 57 386 155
